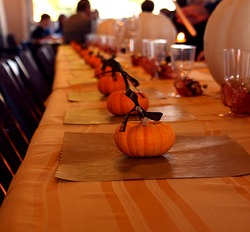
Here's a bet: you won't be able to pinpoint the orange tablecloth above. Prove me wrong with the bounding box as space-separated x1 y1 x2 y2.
1 45 250 232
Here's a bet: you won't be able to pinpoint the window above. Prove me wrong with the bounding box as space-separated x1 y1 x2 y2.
32 0 175 22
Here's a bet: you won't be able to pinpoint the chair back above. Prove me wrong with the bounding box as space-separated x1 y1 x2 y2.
6 58 45 115
0 151 13 205
0 61 39 140
18 49 51 101
36 45 55 84
0 94 29 159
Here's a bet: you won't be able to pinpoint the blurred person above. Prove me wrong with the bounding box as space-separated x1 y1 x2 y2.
134 0 177 53
54 14 67 36
160 8 175 22
63 0 95 44
141 0 154 12
175 0 222 60
30 14 53 43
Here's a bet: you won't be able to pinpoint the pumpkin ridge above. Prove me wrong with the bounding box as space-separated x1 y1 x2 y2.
154 123 163 156
127 125 135 157
136 124 145 157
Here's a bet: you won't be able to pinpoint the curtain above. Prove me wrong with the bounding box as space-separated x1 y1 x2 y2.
0 0 8 47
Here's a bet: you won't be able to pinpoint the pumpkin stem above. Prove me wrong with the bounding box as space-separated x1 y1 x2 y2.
140 117 148 126
95 57 140 91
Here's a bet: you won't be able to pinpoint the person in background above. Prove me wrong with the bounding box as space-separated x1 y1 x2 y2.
30 14 53 43
175 0 222 60
141 0 154 12
54 14 67 36
160 8 175 22
63 0 95 44
133 0 177 53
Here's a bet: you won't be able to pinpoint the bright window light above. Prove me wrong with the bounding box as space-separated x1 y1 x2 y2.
32 0 176 22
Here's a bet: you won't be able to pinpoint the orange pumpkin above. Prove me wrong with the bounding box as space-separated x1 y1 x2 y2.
114 121 175 157
107 90 149 116
80 49 90 59
97 72 126 96
95 65 112 78
88 55 102 68
71 41 82 53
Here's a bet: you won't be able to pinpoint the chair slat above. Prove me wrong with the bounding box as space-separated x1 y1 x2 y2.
0 96 29 159
0 61 39 140
18 49 51 102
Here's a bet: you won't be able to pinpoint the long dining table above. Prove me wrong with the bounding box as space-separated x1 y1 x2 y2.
0 44 250 232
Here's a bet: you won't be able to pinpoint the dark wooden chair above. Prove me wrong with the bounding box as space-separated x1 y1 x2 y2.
0 125 23 205
0 126 22 174
0 95 29 159
0 95 29 205
18 49 51 102
36 44 55 85
6 58 45 117
0 152 13 205
0 61 39 140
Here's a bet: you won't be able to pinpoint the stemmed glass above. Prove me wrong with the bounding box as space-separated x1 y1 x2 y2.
220 48 250 117
169 44 196 97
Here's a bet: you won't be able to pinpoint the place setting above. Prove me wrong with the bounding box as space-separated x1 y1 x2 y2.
59 79 250 182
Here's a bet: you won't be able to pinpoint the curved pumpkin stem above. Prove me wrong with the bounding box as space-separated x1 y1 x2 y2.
95 57 140 91
119 89 163 132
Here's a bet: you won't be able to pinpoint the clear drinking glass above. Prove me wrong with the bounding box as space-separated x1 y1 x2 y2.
141 39 152 58
221 48 250 116
168 44 196 97
150 39 168 79
152 39 168 64
170 44 196 79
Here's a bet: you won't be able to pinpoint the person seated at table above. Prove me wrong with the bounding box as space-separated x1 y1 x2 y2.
175 0 222 60
159 8 175 22
30 14 53 44
133 0 177 53
54 14 67 36
63 0 96 45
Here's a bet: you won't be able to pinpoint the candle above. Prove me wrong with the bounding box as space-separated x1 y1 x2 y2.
176 32 186 43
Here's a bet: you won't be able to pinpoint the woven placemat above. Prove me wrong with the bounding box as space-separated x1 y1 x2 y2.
55 132 250 182
63 105 196 125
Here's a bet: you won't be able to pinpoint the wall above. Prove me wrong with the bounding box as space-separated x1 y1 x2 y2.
3 0 32 44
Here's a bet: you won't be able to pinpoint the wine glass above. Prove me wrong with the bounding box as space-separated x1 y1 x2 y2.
220 48 250 117
169 44 196 97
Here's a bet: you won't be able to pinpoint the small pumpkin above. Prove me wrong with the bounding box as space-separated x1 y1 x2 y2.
114 121 175 157
71 41 82 53
204 0 250 85
80 49 90 59
97 72 126 96
106 90 149 116
95 65 112 78
88 55 102 68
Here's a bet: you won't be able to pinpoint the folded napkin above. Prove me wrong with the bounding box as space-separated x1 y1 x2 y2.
55 132 250 182
67 77 97 86
68 91 106 102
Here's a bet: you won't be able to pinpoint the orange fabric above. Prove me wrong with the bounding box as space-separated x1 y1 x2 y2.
0 45 250 232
